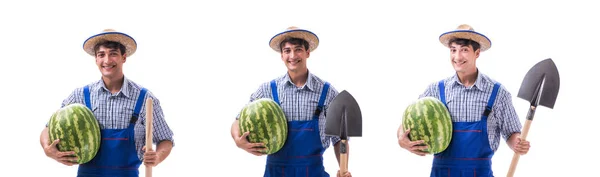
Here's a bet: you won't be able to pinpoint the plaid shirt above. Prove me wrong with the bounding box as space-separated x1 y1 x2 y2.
419 71 522 151
237 71 341 149
58 77 175 160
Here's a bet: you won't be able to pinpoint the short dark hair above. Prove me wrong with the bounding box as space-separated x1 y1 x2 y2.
93 40 127 56
448 38 481 51
279 37 310 52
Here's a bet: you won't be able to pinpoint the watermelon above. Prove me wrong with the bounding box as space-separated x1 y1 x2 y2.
238 98 288 154
48 103 101 164
402 96 452 154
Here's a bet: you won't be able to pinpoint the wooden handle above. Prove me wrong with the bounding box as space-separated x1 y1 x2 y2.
340 140 349 174
507 119 532 177
145 98 154 177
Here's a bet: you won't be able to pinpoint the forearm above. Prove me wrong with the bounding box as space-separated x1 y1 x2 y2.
155 140 173 165
507 132 521 151
397 124 403 138
231 120 240 139
40 127 50 148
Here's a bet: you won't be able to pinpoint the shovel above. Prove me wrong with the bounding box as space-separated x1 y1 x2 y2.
145 98 154 177
325 90 363 174
507 58 560 177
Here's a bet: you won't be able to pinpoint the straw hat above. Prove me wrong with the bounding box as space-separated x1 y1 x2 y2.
83 29 137 57
439 24 491 52
269 26 319 53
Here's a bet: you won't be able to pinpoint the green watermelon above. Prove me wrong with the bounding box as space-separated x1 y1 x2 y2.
238 98 288 154
48 103 101 164
402 96 452 154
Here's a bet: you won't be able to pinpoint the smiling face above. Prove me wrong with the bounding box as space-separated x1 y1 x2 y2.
280 38 310 73
94 41 127 81
448 38 480 75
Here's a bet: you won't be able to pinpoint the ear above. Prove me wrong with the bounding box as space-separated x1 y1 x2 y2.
474 49 480 59
122 53 127 63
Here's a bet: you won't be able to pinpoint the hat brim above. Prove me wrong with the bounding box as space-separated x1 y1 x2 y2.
83 32 137 57
269 29 319 53
439 30 491 52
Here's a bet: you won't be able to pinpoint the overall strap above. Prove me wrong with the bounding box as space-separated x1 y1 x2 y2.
483 83 501 117
313 82 330 120
438 80 448 108
83 85 92 110
270 80 280 105
131 88 148 124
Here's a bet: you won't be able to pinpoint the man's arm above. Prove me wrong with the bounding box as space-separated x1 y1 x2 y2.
231 83 269 156
507 133 522 151
494 88 528 154
231 120 241 140
143 92 175 166
40 88 81 165
40 127 50 149
154 140 173 165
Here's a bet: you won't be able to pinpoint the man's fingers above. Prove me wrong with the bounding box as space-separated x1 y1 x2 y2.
249 142 265 148
410 145 428 152
49 139 60 147
410 140 425 146
58 156 78 162
59 156 77 161
60 160 77 166
250 151 265 156
57 151 75 157
240 131 250 140
404 128 411 137
412 150 428 156
249 146 267 152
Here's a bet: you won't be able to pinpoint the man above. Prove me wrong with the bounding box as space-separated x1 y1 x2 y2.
230 26 352 177
39 29 175 177
397 24 531 177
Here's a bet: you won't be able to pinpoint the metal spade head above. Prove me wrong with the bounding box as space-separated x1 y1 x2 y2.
517 58 560 109
324 90 363 140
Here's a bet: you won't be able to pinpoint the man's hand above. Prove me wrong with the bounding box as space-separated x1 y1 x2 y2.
513 137 531 155
143 146 160 167
337 170 352 177
44 139 78 166
235 131 267 156
398 128 429 156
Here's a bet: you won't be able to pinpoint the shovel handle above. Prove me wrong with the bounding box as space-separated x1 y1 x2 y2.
340 140 349 174
145 98 154 177
507 115 533 177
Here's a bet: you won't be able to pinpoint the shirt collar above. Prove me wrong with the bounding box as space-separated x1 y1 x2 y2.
451 69 485 91
283 70 316 91
95 76 131 98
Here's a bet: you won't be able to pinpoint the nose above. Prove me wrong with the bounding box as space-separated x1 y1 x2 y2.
289 50 296 59
451 52 460 61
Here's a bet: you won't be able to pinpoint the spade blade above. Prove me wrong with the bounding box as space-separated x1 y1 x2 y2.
324 90 362 140
517 58 560 109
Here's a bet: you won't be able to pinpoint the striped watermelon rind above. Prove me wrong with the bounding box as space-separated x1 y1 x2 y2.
238 98 288 155
48 103 101 164
402 96 452 154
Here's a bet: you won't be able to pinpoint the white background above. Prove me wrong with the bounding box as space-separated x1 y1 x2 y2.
1 0 598 176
